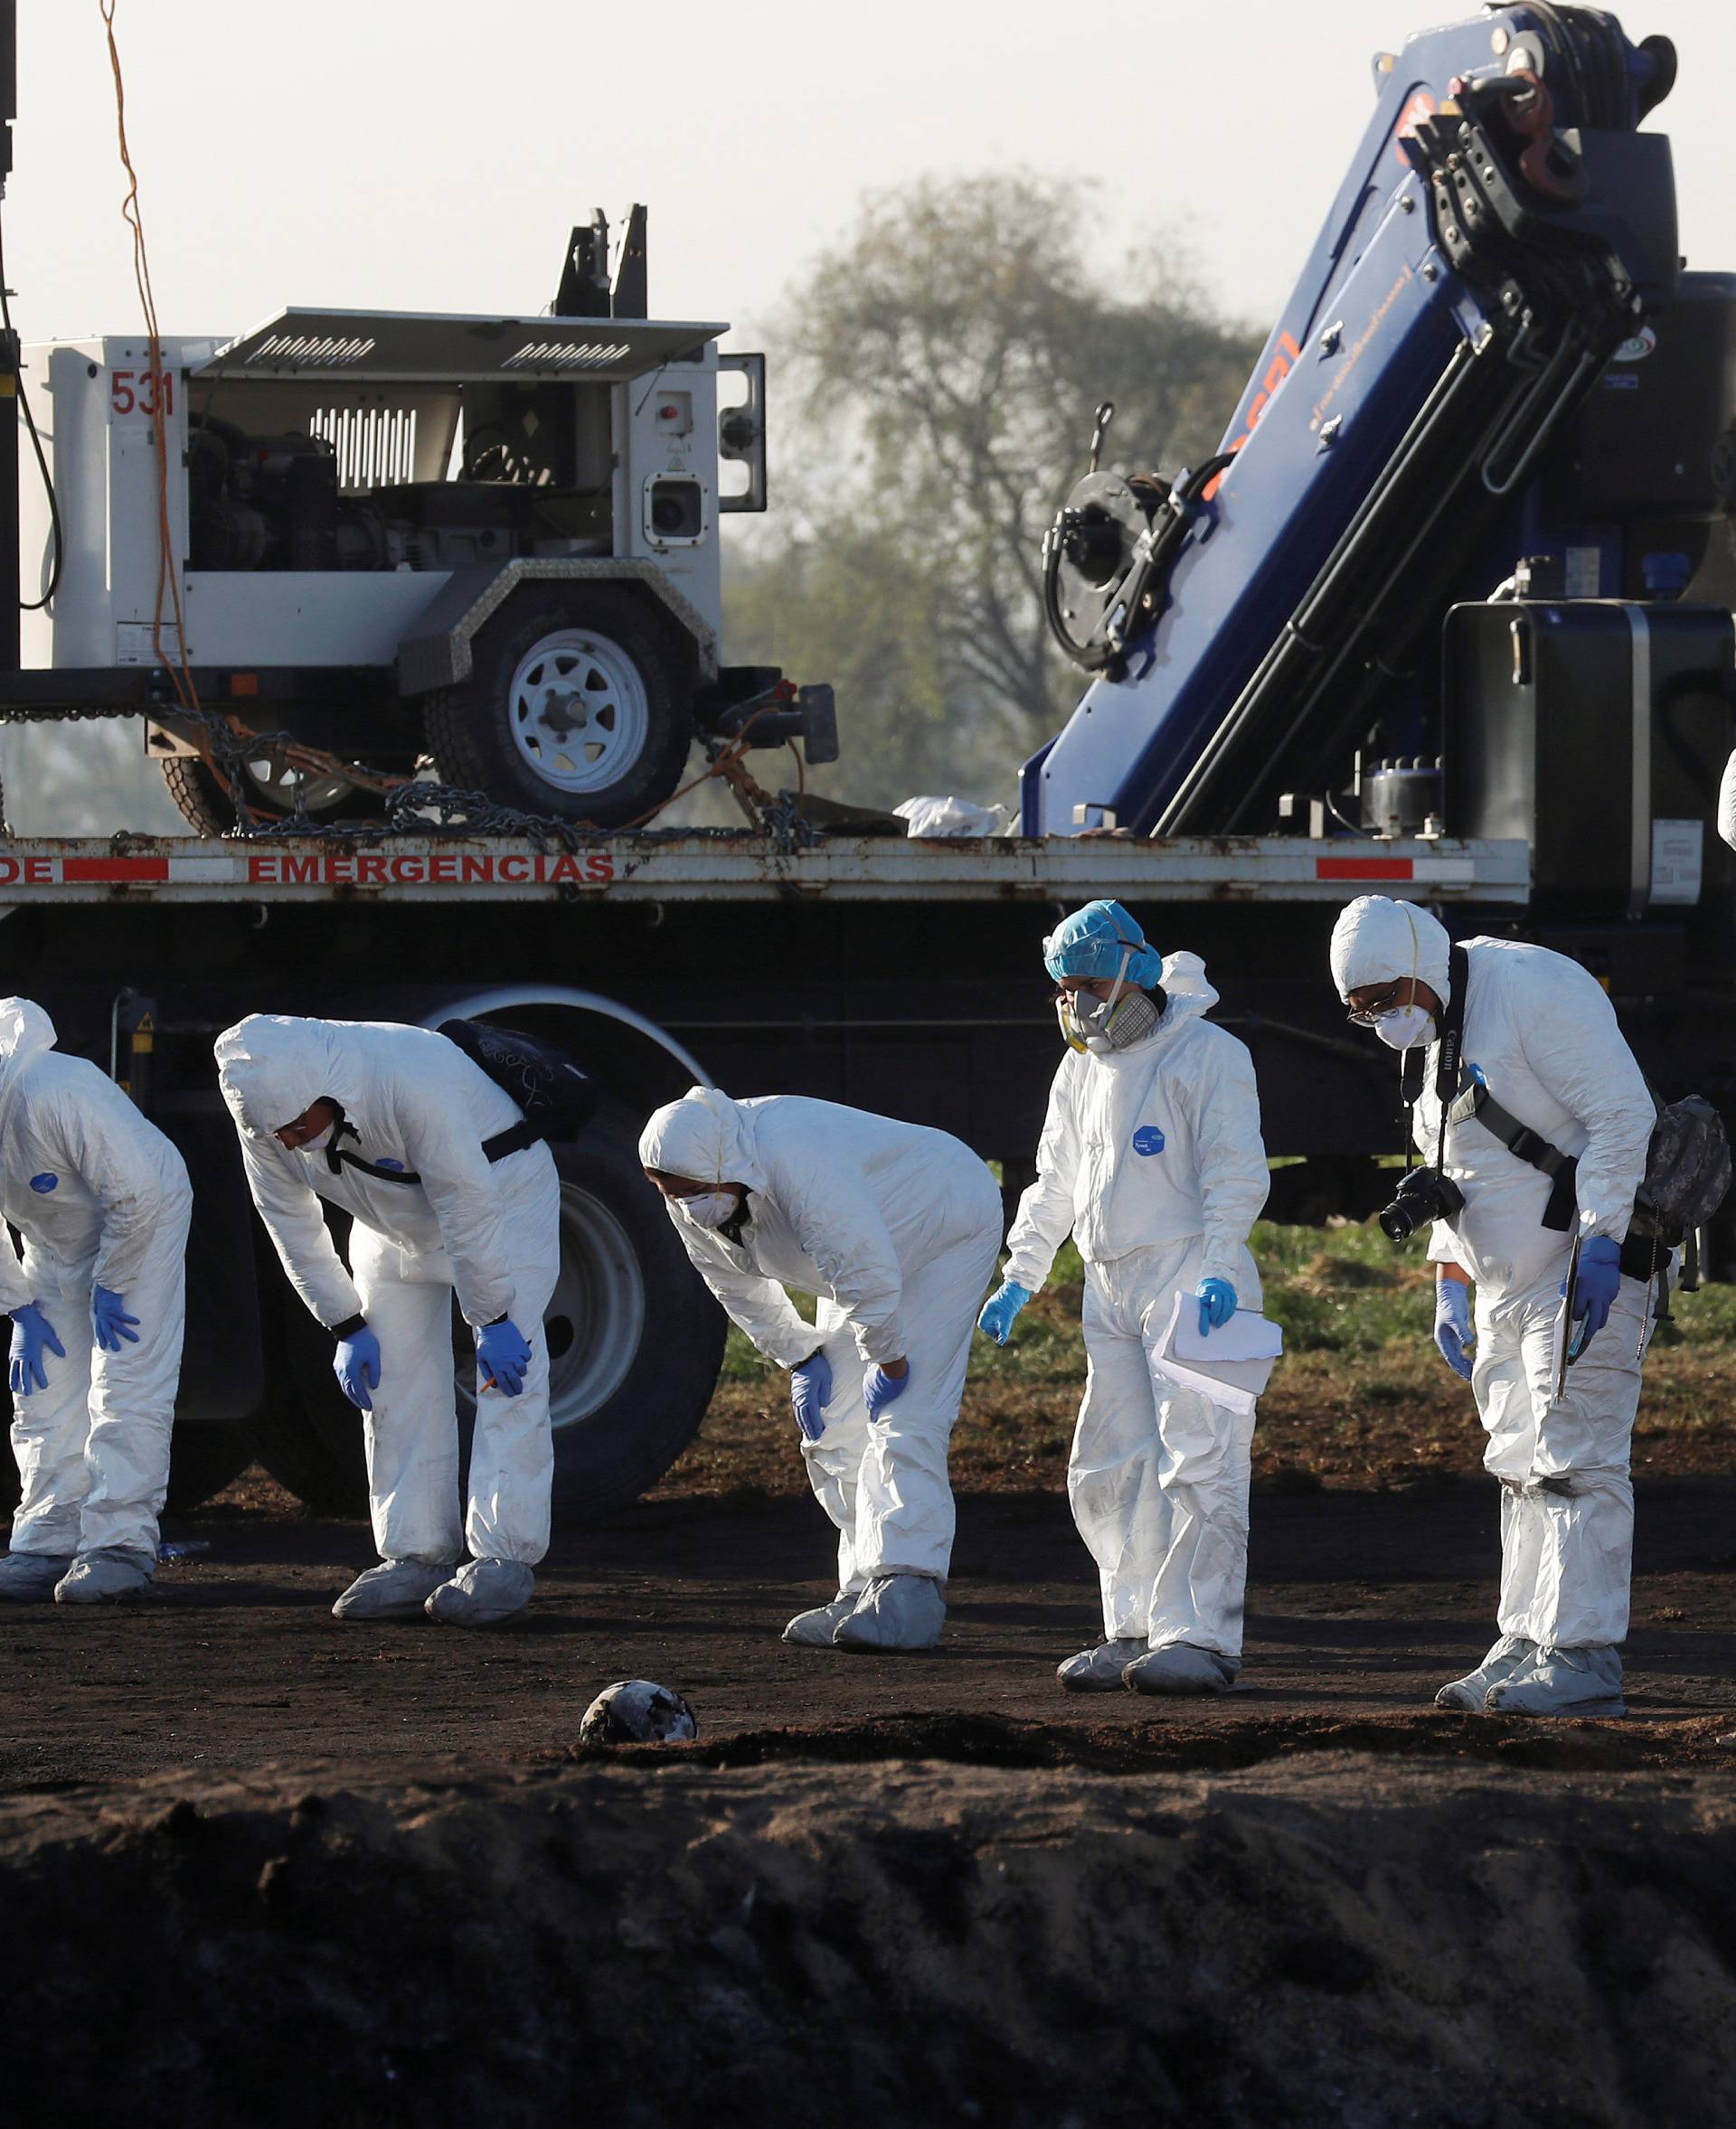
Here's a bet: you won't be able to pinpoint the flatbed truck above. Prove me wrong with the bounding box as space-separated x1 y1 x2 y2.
0 824 1664 1521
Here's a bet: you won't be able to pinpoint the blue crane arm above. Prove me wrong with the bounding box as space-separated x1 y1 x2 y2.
1025 5 1679 839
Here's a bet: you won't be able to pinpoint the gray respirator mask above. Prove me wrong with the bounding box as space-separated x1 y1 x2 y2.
1057 952 1165 1056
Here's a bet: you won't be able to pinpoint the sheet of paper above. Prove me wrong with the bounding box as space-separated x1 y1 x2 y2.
1548 1293 1572 1405
1152 1292 1283 1417
1169 1302 1285 1364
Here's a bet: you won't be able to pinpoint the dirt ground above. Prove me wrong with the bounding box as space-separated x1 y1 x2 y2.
4 1474 1736 1787
5 1474 1736 2126
3 1750 1734 2129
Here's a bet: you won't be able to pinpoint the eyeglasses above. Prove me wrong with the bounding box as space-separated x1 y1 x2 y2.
1344 984 1405 1027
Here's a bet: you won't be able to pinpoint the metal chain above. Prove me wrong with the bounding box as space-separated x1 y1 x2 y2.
0 687 814 851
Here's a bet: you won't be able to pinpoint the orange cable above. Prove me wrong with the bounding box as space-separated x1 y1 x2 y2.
99 1 201 718
95 16 788 840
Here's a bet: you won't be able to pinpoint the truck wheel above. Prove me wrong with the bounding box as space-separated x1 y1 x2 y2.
248 1231 369 1517
250 1103 725 1522
164 1420 259 1514
423 587 694 827
474 1103 726 1521
161 753 391 838
0 1411 256 1519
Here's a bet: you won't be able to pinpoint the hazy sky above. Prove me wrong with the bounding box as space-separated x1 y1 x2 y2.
10 1 1734 353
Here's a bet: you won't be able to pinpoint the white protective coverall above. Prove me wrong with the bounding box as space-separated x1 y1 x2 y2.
0 998 191 1566
640 1089 1004 1590
1330 897 1656 1651
215 1016 561 1567
1003 956 1269 1665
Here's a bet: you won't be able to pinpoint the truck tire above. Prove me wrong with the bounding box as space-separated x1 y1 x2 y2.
161 754 392 838
164 1420 259 1514
250 1102 725 1523
0 1410 256 1520
423 586 694 827
250 1265 369 1518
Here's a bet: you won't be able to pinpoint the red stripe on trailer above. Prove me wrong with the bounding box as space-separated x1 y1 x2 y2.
1315 857 1416 881
61 856 171 883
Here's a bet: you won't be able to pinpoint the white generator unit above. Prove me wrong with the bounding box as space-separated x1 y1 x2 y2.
9 214 834 830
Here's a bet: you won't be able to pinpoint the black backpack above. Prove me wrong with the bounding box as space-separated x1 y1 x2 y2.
438 1018 601 1145
1629 1095 1733 1277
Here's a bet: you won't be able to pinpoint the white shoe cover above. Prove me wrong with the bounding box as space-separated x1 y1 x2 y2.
332 1558 452 1621
1122 1642 1238 1695
424 1557 534 1626
782 1594 859 1648
1486 1644 1626 1719
1435 1634 1537 1712
1057 1637 1148 1692
0 1550 74 1601
53 1550 155 1605
832 1574 945 1652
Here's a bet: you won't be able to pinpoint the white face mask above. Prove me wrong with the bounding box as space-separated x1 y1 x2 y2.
284 1120 335 1154
1374 1003 1437 1050
677 1190 740 1229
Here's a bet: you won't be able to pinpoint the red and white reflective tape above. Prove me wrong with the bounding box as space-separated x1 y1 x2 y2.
0 846 618 891
1315 855 1478 883
0 836 1519 903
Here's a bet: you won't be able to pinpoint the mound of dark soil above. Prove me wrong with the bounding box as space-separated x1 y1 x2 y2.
7 1751 1736 2129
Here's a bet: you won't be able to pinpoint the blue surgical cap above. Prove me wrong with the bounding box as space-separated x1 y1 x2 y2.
1043 900 1166 988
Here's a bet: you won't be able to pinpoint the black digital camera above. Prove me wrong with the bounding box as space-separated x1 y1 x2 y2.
1377 1165 1465 1243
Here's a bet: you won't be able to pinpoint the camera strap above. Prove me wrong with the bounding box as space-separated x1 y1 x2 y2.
1423 941 1578 1233
1399 942 1469 1175
1446 1080 1580 1231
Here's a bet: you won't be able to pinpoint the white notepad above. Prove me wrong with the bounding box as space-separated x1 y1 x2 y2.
1152 1292 1285 1417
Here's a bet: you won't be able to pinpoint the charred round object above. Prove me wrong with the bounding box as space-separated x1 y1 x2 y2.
579 1679 699 1746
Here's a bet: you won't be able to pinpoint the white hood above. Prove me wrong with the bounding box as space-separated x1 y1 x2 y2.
1328 895 1452 1005
1157 949 1220 1022
638 1085 768 1192
0 995 59 1152
215 1014 357 1139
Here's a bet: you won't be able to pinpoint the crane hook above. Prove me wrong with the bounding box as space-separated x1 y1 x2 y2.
1088 400 1114 475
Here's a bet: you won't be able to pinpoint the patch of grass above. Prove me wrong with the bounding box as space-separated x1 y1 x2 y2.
1256 1219 1435 1355
656 1220 1736 1501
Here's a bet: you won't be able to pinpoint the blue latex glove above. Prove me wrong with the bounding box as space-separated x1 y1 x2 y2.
977 1280 1033 1345
92 1286 142 1354
863 1362 910 1421
1434 1278 1474 1381
1568 1235 1623 1349
333 1324 382 1411
8 1301 65 1397
476 1316 533 1398
790 1351 833 1442
1195 1278 1238 1337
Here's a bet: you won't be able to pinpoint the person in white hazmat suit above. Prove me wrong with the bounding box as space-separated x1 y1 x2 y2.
215 1015 561 1627
977 900 1270 1696
0 998 192 1604
1330 895 1658 1719
639 1087 1004 1652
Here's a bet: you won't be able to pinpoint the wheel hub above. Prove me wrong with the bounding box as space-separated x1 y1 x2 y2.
508 628 651 796
240 749 357 815
453 1182 645 1433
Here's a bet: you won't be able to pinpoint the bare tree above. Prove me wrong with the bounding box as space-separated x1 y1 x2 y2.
760 172 1263 750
